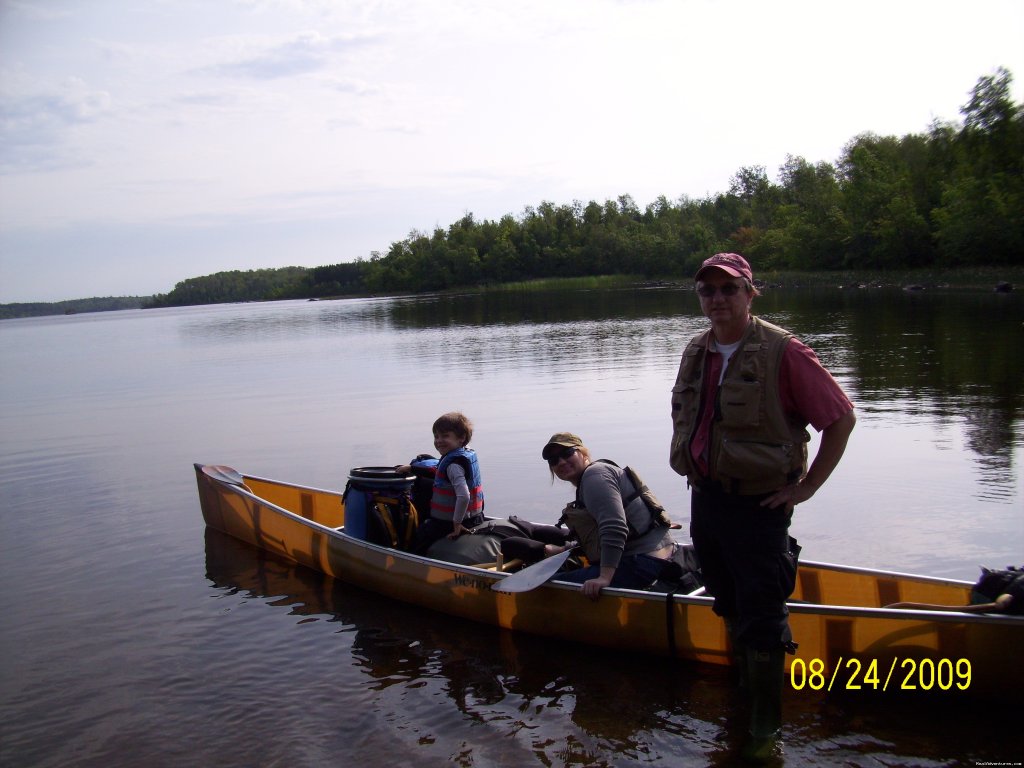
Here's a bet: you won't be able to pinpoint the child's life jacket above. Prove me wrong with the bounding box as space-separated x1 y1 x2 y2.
430 447 484 521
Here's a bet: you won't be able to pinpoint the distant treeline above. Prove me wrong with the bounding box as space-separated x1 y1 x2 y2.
146 68 1020 307
0 296 149 320
144 267 309 308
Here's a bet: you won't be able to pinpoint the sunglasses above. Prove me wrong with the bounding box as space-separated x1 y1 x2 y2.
547 447 578 466
697 283 743 298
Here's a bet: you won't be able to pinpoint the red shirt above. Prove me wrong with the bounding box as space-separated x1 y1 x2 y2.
690 337 854 474
777 339 855 432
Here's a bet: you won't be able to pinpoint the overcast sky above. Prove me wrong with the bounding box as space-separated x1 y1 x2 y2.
1 0 1022 303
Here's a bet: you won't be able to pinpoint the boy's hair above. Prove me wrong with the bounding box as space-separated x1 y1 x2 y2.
432 412 473 444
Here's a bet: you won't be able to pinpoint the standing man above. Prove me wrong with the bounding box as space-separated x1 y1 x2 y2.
670 253 855 760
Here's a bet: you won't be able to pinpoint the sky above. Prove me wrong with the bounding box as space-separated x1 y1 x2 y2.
1 0 1022 303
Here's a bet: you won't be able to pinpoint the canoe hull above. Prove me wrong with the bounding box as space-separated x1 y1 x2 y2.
195 464 1021 698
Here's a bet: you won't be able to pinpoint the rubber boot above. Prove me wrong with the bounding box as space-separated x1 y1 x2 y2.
741 646 785 763
725 619 747 689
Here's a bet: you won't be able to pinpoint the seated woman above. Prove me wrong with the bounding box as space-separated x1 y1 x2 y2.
542 432 676 600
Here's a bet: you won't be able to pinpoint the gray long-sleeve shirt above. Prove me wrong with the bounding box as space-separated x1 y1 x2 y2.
577 461 674 569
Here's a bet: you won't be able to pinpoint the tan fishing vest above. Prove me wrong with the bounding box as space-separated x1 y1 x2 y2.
669 316 809 495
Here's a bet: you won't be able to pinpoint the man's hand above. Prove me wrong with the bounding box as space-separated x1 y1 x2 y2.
761 481 813 510
761 409 856 511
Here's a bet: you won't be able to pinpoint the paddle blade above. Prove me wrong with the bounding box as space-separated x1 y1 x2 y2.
202 465 251 490
492 549 572 593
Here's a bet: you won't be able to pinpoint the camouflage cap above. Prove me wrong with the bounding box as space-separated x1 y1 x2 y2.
541 432 584 460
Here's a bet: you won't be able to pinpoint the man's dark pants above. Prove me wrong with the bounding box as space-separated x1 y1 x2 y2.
689 484 799 651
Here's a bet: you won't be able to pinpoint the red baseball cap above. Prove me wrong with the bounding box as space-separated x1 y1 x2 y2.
695 252 753 282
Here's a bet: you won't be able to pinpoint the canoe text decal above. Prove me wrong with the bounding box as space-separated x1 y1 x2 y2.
452 573 492 591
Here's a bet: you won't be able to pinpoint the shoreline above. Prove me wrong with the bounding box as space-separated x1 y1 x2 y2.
3 266 1020 319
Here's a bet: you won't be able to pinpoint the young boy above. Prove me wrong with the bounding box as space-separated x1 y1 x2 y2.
399 412 485 555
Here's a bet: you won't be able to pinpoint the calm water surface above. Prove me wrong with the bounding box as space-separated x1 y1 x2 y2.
1 286 1021 767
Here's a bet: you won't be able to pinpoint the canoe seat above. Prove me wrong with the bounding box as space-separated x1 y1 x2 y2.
474 558 523 573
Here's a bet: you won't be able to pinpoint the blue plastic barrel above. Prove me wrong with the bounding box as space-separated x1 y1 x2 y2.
344 467 415 541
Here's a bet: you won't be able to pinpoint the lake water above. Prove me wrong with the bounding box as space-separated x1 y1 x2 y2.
1 286 1020 767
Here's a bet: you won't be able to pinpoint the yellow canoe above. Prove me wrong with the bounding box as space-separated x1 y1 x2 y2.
194 463 1020 699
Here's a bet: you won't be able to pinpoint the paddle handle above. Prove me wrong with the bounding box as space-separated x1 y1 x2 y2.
885 594 1011 613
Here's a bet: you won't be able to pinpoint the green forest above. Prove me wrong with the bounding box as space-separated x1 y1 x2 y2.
4 68 1018 317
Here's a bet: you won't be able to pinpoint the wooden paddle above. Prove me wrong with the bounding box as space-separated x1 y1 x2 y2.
885 594 1012 613
202 464 252 492
491 549 573 593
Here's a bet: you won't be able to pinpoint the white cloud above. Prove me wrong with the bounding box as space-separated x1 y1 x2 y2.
200 30 379 80
0 74 112 172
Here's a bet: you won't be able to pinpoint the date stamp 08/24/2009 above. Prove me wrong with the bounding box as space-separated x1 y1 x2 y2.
789 657 973 692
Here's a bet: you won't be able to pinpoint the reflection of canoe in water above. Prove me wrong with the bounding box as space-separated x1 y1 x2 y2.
194 463 1021 699
201 525 738 743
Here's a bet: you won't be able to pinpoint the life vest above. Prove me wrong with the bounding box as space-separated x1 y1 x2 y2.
558 460 670 564
670 316 810 495
430 447 484 520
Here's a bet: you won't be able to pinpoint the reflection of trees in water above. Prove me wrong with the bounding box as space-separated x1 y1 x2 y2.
387 288 707 378
966 406 1016 486
760 288 1024 469
386 286 694 329
388 286 1023 468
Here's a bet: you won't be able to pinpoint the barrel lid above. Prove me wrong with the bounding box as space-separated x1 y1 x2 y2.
348 466 415 483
